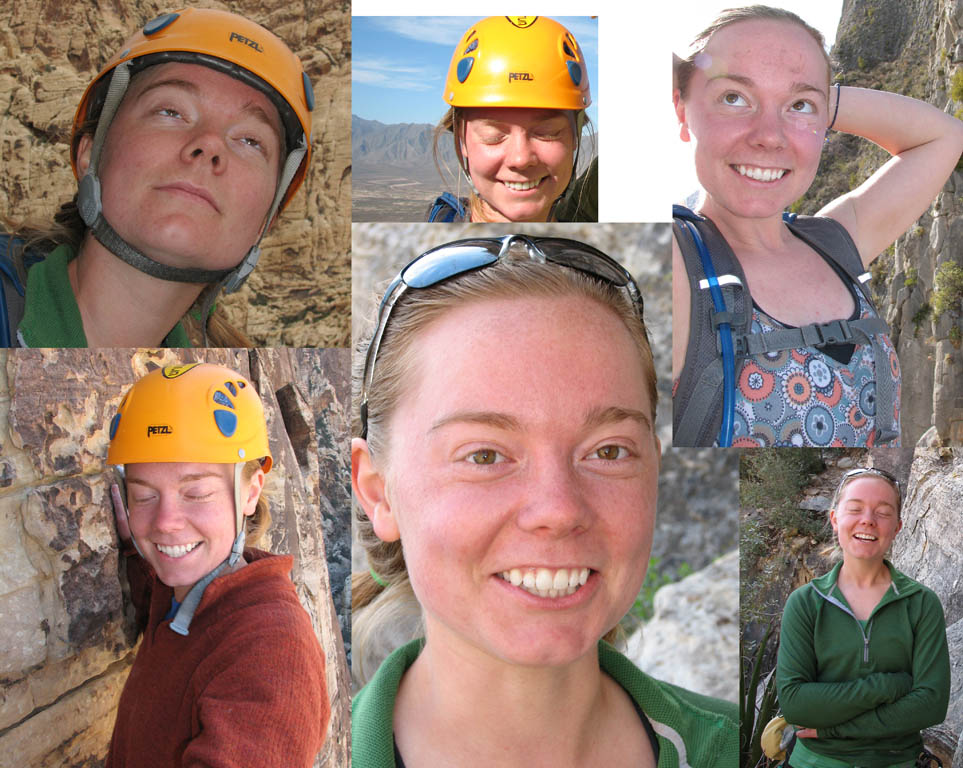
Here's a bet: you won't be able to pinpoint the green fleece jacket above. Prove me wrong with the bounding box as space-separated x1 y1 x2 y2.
776 561 949 768
352 638 738 768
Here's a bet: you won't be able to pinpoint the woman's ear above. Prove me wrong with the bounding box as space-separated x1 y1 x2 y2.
76 134 93 176
673 89 691 143
242 466 266 517
352 437 400 542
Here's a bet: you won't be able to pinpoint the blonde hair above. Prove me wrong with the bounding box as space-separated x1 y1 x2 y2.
674 5 832 99
352 249 656 676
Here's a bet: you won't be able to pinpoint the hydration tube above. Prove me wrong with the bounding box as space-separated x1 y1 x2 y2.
674 205 735 447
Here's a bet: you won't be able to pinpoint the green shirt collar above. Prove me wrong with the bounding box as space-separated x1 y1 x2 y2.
19 244 190 348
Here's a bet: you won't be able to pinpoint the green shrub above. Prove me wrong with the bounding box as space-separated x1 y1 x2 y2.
951 70 963 103
932 262 963 316
905 265 918 288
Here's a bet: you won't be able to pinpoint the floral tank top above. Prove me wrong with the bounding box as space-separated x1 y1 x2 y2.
730 281 901 448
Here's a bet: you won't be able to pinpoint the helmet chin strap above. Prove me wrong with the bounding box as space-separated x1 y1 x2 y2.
77 61 308 301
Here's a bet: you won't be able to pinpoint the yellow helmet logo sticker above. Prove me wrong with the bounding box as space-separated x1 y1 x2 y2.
162 362 201 379
506 16 537 28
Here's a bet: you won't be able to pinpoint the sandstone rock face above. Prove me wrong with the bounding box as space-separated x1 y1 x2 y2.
795 0 963 444
892 447 963 765
628 550 738 702
0 1 350 347
0 348 350 768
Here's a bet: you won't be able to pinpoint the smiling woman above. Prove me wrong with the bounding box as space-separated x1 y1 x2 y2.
350 234 737 768
0 8 314 347
105 362 329 767
671 5 963 447
776 468 950 768
427 16 596 223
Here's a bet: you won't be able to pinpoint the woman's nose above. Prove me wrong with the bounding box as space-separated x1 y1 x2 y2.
515 456 591 535
151 496 186 533
747 108 788 150
506 130 538 168
182 127 227 172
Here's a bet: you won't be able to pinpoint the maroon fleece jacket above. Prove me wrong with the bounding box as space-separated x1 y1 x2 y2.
107 549 329 767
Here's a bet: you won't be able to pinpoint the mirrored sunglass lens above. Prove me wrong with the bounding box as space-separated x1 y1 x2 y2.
539 242 629 285
402 245 499 289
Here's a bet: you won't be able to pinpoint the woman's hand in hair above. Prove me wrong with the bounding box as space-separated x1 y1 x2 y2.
110 482 133 547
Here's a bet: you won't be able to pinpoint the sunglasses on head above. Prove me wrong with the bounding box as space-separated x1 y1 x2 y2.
835 467 903 503
359 234 644 439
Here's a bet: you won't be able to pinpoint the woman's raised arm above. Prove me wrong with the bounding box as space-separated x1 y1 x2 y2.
818 86 963 268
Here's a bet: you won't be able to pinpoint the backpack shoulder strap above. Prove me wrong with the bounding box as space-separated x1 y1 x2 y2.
783 213 877 311
427 192 467 223
672 206 752 446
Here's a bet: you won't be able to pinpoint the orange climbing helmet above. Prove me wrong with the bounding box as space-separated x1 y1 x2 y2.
71 7 314 214
107 362 272 471
443 16 591 110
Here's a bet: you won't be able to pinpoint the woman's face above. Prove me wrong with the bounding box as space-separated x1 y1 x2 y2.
371 294 659 667
675 19 829 219
125 461 262 600
461 107 575 222
77 62 282 272
830 477 902 562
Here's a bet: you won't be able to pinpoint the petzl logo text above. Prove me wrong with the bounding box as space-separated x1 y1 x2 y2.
229 31 264 52
509 72 534 82
147 425 173 437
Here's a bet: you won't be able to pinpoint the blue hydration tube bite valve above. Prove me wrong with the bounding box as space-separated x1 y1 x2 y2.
674 206 735 447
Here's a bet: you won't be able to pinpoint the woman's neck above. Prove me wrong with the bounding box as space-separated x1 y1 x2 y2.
838 556 891 590
698 196 793 254
393 628 652 768
70 234 205 347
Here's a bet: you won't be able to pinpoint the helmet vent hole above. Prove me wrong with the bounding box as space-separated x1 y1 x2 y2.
109 413 121 440
563 41 574 58
213 390 235 409
464 39 478 55
225 381 238 397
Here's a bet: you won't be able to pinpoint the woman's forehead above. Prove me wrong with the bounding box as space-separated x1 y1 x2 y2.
402 294 652 413
839 476 899 505
700 18 829 87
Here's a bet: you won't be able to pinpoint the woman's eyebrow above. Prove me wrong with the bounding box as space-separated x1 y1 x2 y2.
429 406 651 434
136 79 280 137
430 411 521 433
708 73 825 97
583 405 652 434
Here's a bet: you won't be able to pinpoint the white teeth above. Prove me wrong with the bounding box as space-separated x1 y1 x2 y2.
503 178 541 191
499 567 591 598
853 533 877 541
156 541 200 558
736 165 787 182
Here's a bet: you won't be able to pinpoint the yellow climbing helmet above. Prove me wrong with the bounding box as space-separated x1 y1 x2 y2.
107 362 272 472
443 16 591 110
71 7 314 214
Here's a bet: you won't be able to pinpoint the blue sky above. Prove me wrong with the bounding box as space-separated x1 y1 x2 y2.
352 16 599 127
